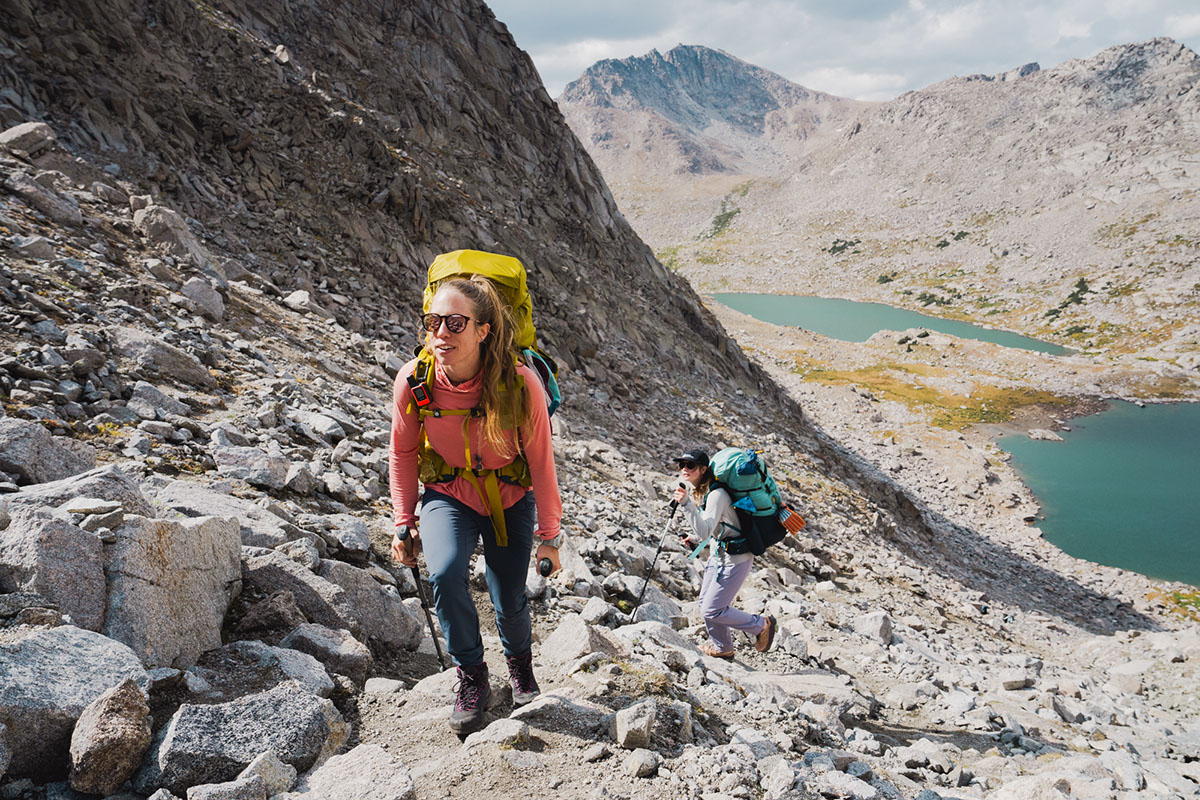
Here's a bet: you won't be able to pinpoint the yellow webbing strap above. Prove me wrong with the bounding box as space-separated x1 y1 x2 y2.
458 412 509 546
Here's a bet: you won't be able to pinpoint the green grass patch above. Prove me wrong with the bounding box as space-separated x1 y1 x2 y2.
1148 590 1200 622
877 273 897 284
828 238 861 255
792 359 1069 430
656 245 681 272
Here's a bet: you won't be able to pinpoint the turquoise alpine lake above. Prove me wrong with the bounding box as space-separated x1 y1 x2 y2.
995 401 1200 588
713 293 1071 355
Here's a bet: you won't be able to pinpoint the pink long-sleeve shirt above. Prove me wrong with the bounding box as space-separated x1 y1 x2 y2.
389 356 562 540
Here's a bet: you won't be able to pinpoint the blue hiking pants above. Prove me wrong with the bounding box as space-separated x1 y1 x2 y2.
419 488 536 667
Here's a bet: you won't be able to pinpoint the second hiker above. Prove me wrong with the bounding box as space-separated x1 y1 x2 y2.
390 256 562 735
672 448 776 659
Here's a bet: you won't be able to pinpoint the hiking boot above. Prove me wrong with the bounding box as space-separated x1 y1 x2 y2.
506 652 540 706
755 615 777 653
699 643 735 660
449 662 491 734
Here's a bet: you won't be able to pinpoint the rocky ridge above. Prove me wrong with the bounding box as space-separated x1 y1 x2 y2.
0 4 1198 800
558 39 1200 369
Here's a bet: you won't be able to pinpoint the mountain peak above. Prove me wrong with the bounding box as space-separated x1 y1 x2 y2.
561 44 843 138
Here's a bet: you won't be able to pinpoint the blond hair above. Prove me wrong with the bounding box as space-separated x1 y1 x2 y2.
427 276 522 455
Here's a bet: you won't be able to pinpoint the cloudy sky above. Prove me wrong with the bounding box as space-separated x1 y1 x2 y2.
485 0 1200 101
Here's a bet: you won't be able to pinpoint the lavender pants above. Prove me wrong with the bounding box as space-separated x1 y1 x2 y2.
700 554 765 651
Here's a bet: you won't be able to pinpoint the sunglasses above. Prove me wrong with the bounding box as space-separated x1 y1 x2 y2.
420 313 473 334
676 461 699 470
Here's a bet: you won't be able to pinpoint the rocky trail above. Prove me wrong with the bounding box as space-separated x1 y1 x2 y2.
1 1 1199 799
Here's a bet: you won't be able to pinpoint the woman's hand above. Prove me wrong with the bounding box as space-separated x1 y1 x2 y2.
672 485 689 505
535 542 561 575
391 526 421 567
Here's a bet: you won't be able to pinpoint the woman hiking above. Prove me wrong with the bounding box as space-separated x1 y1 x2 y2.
389 272 562 735
672 448 776 659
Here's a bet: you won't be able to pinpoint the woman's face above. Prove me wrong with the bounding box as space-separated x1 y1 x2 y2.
427 286 490 378
679 462 703 488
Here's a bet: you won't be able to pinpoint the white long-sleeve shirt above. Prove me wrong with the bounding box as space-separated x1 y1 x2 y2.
680 485 753 565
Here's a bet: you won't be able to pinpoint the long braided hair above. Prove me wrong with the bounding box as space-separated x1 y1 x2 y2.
427 276 521 457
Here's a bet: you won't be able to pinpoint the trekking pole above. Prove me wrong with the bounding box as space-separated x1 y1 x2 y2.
631 483 685 615
395 527 447 670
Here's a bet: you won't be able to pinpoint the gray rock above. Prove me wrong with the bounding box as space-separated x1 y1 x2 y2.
200 640 334 698
185 774 266 800
10 234 56 260
324 514 370 563
624 748 659 778
284 463 317 496
135 682 348 795
288 743 414 800
212 446 289 490
852 611 893 646
127 382 190 420
279 623 373 685
539 613 630 668
236 750 296 795
3 172 82 225
289 409 346 442
0 505 105 631
0 418 96 485
276 538 320 570
504 690 609 743
281 291 334 320
181 277 225 321
317 560 422 650
107 326 215 389
0 721 10 778
0 121 57 155
132 206 211 269
0 626 148 781
7 465 154 517
68 678 152 796
148 791 183 800
463 718 530 750
103 515 242 668
147 480 291 548
612 698 656 750
242 552 357 633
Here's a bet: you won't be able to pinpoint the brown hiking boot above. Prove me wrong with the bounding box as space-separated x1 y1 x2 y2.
699 643 735 659
755 615 777 653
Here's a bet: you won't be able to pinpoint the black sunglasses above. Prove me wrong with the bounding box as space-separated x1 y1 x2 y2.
420 313 472 334
676 461 699 470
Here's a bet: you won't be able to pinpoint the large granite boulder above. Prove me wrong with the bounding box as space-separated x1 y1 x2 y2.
132 205 211 269
282 744 414 800
0 626 148 781
69 677 153 795
241 551 356 634
0 418 95 485
0 505 106 630
134 682 348 795
103 515 242 668
107 326 215 389
317 561 421 650
6 464 155 517
147 480 293 548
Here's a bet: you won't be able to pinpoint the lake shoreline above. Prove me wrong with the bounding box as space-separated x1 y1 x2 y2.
707 298 1200 595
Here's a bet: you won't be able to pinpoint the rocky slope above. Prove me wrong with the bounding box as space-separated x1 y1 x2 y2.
1 3 1198 800
558 40 1200 368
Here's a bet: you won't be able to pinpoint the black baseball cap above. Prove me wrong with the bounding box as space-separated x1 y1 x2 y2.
673 449 709 468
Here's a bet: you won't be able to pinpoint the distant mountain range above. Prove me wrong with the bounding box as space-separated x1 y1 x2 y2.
558 40 1200 364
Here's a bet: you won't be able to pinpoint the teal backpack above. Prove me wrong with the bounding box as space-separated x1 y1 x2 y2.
707 447 803 555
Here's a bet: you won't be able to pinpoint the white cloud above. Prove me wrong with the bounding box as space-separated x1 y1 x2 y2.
1166 13 1200 39
795 67 908 101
